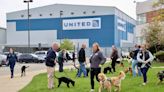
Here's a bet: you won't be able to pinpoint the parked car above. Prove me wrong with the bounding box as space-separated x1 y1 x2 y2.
0 54 8 66
34 51 47 61
3 52 22 57
18 53 44 63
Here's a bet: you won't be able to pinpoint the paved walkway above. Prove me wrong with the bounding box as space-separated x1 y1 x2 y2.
0 65 73 92
152 66 164 68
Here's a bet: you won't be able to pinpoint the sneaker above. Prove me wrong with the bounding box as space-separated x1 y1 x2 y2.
90 89 94 92
142 83 146 86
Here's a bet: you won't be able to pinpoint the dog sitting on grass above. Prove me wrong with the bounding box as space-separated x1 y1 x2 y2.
55 76 75 88
157 70 164 84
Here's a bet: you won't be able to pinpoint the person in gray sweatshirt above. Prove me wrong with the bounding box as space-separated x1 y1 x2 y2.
90 43 106 92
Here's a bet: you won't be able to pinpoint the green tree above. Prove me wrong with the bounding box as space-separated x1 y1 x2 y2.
142 0 164 53
60 39 74 50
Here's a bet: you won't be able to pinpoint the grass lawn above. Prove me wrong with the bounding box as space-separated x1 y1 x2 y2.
19 61 164 92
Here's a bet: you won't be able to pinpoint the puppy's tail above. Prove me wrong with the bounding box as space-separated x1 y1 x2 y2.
26 66 29 68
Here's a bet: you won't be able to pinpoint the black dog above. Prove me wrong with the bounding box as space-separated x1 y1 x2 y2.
21 66 29 77
55 76 75 88
157 70 164 84
103 66 112 74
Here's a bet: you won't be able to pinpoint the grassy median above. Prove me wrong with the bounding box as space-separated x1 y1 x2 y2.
19 61 164 92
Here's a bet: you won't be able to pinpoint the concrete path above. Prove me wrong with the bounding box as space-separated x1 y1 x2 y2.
0 62 76 92
0 69 46 92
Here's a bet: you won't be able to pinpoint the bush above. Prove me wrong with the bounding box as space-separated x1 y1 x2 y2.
155 51 164 62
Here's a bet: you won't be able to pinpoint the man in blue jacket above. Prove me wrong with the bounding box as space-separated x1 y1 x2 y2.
45 43 59 89
132 44 142 77
7 48 18 78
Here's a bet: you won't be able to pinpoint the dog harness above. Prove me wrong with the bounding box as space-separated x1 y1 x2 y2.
102 77 112 88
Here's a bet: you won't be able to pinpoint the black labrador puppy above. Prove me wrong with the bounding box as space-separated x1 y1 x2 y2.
21 66 29 77
103 66 112 74
55 76 75 88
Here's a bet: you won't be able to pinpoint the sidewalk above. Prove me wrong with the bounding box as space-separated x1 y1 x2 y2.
0 66 73 92
152 66 164 68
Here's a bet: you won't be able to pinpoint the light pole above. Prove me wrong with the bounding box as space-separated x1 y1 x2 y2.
59 11 63 45
23 0 33 53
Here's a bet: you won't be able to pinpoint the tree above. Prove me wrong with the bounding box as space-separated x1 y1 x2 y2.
142 21 162 52
60 39 74 50
142 0 164 53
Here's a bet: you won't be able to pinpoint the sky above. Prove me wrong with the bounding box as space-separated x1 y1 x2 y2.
0 0 147 28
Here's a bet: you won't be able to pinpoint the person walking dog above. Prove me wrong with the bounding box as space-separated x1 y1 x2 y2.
131 44 142 77
137 44 154 86
45 43 59 89
90 43 106 92
110 45 118 72
7 48 18 78
77 44 87 77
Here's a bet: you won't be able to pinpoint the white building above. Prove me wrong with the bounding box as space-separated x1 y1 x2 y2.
0 27 6 52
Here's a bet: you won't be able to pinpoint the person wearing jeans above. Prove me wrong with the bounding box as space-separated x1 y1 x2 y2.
90 43 106 92
131 45 142 77
132 59 142 76
78 44 87 77
7 48 18 78
137 44 154 86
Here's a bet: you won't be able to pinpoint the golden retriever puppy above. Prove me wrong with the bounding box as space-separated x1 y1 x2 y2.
98 73 112 92
110 71 126 92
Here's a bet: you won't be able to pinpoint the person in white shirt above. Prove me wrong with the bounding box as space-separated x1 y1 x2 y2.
137 44 154 86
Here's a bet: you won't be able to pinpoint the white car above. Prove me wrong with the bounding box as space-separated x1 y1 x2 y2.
0 54 7 66
34 51 47 61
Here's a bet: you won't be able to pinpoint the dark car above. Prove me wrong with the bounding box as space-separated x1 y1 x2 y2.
18 53 44 63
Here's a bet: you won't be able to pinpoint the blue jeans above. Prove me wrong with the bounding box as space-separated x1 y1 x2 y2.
141 67 149 83
132 59 142 77
78 62 87 77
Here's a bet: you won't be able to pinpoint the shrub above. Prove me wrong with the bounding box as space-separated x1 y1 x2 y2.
155 51 164 62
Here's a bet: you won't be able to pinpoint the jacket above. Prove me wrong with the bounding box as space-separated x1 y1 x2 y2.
45 48 56 67
137 50 154 68
78 48 86 62
90 51 106 68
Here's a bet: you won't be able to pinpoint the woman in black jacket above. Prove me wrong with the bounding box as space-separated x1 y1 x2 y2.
110 45 118 72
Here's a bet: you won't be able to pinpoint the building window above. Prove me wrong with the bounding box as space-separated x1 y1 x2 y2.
137 13 146 25
83 11 86 14
39 14 42 17
92 11 95 14
49 13 53 16
29 14 32 17
71 12 74 15
21 15 24 18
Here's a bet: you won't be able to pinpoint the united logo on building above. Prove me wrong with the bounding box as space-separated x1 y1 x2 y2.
62 18 101 30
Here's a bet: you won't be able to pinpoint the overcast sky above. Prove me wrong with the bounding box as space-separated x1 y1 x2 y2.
0 0 147 28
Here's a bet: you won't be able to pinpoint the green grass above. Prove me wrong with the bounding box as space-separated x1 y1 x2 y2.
19 62 164 92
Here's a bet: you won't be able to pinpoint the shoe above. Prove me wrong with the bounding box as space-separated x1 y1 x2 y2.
142 83 146 86
90 89 94 92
